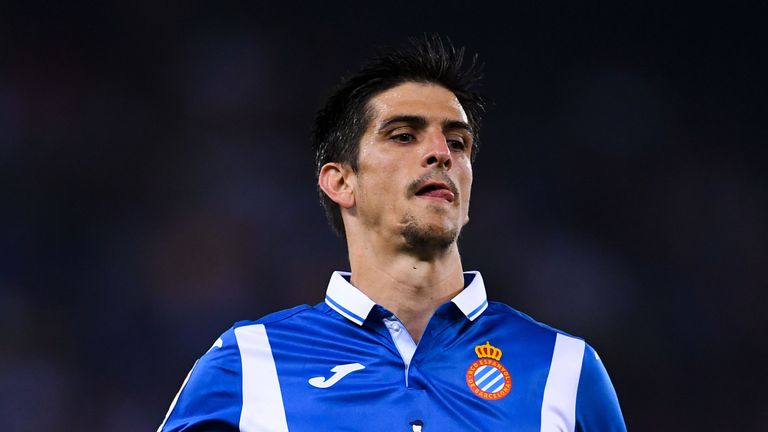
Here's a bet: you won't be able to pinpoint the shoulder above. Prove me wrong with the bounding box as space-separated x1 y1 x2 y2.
234 304 314 328
483 301 582 340
575 343 626 430
482 303 626 430
158 305 317 431
180 305 317 365
196 304 317 386
482 302 617 385
157 326 244 431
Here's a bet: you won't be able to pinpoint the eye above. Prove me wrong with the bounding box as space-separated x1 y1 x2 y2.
447 138 467 151
391 133 415 143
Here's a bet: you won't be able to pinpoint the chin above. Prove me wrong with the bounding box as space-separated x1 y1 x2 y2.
399 218 459 255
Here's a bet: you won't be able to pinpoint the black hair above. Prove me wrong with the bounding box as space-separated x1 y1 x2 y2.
312 34 486 237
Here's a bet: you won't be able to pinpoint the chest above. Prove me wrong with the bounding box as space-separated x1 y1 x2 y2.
265 322 556 431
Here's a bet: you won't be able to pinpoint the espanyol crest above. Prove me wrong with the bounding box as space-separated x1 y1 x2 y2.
466 341 512 400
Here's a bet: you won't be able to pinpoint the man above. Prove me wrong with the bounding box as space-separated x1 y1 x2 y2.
158 35 626 431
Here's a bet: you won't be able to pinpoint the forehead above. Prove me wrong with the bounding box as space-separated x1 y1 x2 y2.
367 82 469 124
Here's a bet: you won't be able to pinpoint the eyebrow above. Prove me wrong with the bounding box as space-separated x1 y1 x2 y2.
379 115 427 132
442 119 473 135
379 115 473 135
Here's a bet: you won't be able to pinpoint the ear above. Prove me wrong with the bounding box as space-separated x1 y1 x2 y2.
318 162 355 209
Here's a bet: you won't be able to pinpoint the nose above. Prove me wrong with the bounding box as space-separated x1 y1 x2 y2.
422 131 452 170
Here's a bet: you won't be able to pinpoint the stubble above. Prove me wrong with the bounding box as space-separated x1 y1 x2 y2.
399 212 459 257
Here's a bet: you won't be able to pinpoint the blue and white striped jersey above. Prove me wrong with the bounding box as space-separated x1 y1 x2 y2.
159 271 626 432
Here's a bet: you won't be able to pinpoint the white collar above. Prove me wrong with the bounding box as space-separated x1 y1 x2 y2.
324 271 489 326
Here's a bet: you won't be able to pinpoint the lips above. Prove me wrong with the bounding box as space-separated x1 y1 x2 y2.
415 181 456 203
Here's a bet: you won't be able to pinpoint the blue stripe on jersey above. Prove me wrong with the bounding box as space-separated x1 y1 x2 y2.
467 299 488 320
325 295 366 324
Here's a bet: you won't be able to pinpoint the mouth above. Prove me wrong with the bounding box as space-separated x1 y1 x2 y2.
415 181 456 203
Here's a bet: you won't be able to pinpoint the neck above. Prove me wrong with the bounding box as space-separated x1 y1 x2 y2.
347 232 465 343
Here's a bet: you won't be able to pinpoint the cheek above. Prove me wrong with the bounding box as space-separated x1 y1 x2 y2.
356 169 402 209
460 163 473 195
460 167 473 211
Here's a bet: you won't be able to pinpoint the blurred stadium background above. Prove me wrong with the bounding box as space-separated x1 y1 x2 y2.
2 2 766 430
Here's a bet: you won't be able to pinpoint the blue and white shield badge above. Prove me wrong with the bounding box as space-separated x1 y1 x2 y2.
466 341 512 400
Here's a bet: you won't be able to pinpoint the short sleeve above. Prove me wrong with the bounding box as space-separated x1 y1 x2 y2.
575 344 627 432
158 328 242 432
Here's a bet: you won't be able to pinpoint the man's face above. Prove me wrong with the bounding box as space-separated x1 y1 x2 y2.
351 81 474 253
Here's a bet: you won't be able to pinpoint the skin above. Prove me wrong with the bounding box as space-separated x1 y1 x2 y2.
318 82 474 343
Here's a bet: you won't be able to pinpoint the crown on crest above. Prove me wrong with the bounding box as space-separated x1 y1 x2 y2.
475 341 502 361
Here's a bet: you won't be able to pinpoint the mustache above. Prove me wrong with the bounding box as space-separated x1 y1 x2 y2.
406 171 459 197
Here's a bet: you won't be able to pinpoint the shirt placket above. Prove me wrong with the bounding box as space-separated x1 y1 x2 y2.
382 315 418 386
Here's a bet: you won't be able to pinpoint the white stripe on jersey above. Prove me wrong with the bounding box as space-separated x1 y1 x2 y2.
157 360 198 432
235 324 289 432
540 333 586 432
